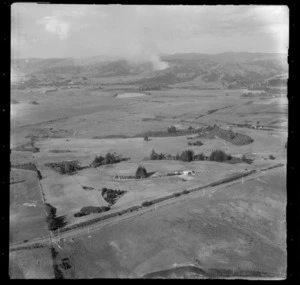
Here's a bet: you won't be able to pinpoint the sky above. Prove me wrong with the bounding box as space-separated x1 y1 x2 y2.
11 4 289 60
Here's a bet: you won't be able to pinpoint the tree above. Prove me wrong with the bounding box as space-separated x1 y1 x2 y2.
142 201 152 207
194 153 205 161
60 161 81 174
158 153 165 160
150 149 158 160
180 150 194 162
105 152 113 164
209 150 231 162
167 126 177 134
135 165 147 179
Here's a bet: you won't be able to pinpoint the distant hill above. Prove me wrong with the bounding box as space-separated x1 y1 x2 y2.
11 52 288 89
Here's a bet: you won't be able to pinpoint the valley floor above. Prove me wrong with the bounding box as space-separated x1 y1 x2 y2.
10 87 287 279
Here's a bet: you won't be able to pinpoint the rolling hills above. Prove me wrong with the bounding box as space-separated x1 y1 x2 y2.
11 52 288 90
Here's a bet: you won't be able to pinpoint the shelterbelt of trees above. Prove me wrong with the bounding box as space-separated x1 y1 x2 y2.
148 149 253 164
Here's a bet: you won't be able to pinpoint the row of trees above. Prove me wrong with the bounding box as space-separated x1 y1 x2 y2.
74 206 110 217
149 149 253 164
45 160 82 175
188 141 203 146
150 149 167 160
91 152 122 167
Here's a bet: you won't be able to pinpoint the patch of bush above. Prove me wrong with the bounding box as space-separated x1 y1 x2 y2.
207 109 218 114
37 169 43 180
188 141 203 146
135 165 148 179
209 150 232 162
45 203 67 231
174 193 181 197
180 150 195 162
45 160 81 175
78 206 110 215
102 188 127 205
167 126 177 134
141 201 152 207
11 162 37 172
241 154 253 164
150 149 166 160
82 186 94 191
193 153 206 161
50 247 64 279
49 149 73 153
74 206 110 217
74 212 87 218
91 152 127 167
53 263 64 278
269 155 276 160
166 154 173 160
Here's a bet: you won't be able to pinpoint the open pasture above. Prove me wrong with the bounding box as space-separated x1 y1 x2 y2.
56 167 286 279
11 88 249 146
9 246 54 279
10 169 48 243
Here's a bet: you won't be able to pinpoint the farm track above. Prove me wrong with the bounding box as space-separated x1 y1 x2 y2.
9 164 285 251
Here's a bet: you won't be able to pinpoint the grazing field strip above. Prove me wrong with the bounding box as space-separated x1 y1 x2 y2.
14 116 70 129
9 164 285 251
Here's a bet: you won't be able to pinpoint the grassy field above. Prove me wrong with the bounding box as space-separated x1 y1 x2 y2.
9 246 54 279
10 169 48 243
10 83 287 278
55 167 286 278
30 127 286 228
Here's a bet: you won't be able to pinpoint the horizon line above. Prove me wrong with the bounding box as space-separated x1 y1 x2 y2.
12 51 288 60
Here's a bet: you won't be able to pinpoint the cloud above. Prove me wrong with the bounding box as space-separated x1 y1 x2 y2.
39 15 70 40
14 4 289 58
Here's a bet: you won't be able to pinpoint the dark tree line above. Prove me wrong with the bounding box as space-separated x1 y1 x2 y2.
188 140 203 146
45 160 81 175
91 152 126 167
149 149 253 164
74 206 110 217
